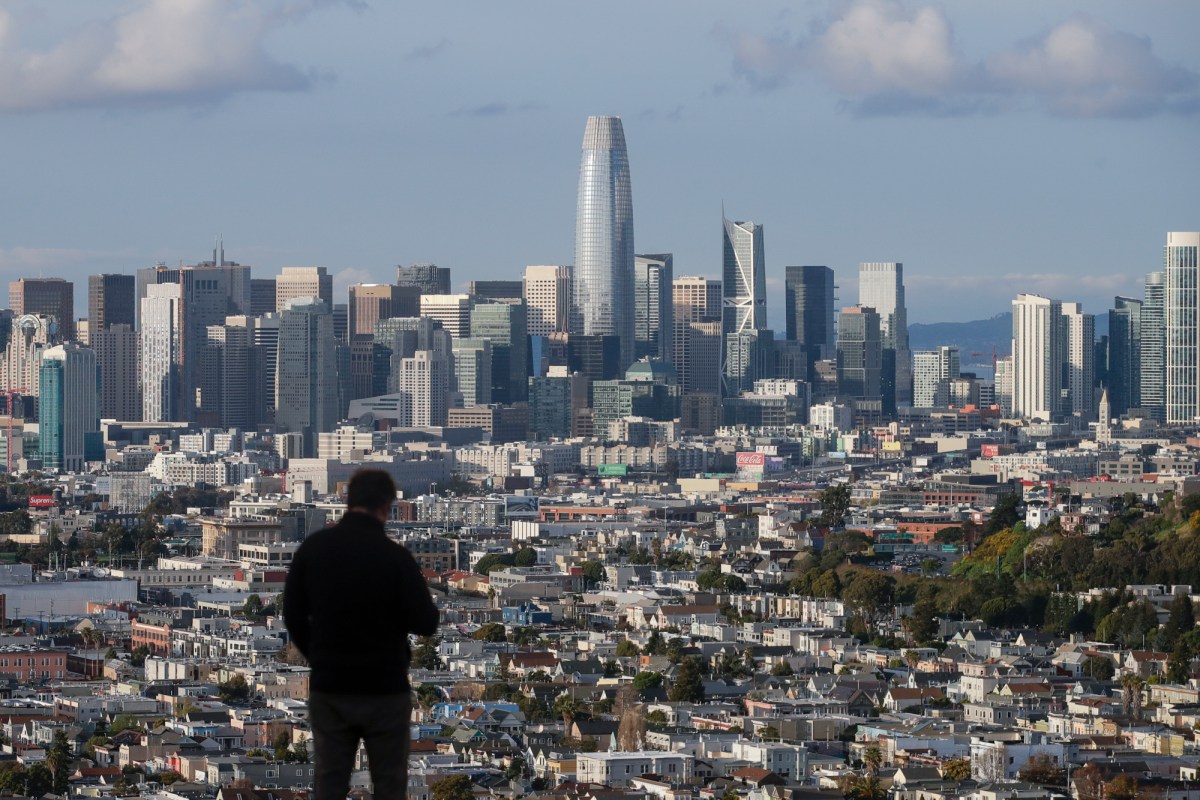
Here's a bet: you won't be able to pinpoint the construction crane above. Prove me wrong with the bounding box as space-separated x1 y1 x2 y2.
2 389 29 475
969 349 1006 374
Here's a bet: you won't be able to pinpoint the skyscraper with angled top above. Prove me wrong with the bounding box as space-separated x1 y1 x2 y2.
573 115 634 369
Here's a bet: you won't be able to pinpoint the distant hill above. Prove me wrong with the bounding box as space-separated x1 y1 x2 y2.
908 313 1012 372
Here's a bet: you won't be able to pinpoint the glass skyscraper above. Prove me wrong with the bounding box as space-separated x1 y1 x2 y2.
859 262 912 412
573 116 635 369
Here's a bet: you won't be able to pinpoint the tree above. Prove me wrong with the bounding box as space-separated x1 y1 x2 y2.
273 730 292 761
416 683 443 710
818 484 852 527
110 713 141 734
615 639 640 657
580 560 605 585
1073 762 1105 800
514 548 538 567
1120 673 1144 719
1083 655 1115 681
903 594 939 644
430 774 475 800
412 635 443 670
218 674 251 703
985 493 1021 536
842 571 896 636
942 759 972 782
632 671 663 691
1105 775 1139 800
475 553 515 575
242 594 264 619
1159 592 1195 651
1168 640 1193 684
47 730 70 794
759 725 780 741
863 745 882 777
646 709 668 726
617 700 646 751
553 693 581 728
770 661 794 676
505 756 526 781
473 622 507 642
668 657 705 703
1018 753 1065 786
291 740 309 763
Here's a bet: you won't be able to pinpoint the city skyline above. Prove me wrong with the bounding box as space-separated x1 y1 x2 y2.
0 1 1195 324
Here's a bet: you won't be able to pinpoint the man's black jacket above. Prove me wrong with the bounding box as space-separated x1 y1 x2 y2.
283 511 439 694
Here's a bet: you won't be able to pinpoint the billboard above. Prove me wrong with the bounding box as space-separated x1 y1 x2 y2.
503 495 540 518
736 452 766 469
597 463 629 477
28 495 56 508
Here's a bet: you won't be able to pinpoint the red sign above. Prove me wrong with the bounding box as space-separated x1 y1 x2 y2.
28 495 56 508
736 452 766 468
981 444 1000 457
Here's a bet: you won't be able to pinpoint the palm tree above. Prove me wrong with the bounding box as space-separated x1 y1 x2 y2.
1120 673 1145 719
553 693 580 732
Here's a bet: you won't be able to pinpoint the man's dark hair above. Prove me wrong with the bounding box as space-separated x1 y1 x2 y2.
346 469 397 512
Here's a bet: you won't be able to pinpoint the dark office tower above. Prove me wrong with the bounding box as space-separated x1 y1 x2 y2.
567 334 621 383
573 116 635 370
9 278 74 340
96 324 139 420
250 278 277 317
276 298 338 457
396 263 451 295
1107 296 1142 416
1140 270 1166 421
88 274 135 332
468 280 523 301
88 274 137 420
470 300 529 403
332 304 348 344
198 323 252 429
349 285 406 399
633 254 673 361
837 305 882 401
785 265 835 361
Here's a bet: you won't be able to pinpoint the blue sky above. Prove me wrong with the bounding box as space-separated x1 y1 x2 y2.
0 0 1197 323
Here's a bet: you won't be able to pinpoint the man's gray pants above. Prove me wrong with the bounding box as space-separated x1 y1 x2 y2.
309 691 412 799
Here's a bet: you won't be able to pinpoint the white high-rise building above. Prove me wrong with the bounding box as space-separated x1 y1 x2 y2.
995 356 1014 417
398 350 451 427
1011 293 1064 422
523 265 571 337
1165 232 1200 424
141 284 182 422
1061 302 1095 424
912 346 959 408
275 267 333 313
419 294 472 339
859 262 912 409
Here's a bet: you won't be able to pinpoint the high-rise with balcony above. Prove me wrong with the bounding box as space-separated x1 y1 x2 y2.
573 116 634 369
1061 302 1096 425
1012 293 1064 422
859 262 911 412
1141 270 1166 421
1166 232 1200 424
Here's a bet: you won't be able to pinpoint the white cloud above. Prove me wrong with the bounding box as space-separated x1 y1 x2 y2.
987 17 1199 117
721 1 1199 117
0 0 352 112
812 0 961 96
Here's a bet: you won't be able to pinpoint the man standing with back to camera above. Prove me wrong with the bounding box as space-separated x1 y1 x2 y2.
284 469 439 799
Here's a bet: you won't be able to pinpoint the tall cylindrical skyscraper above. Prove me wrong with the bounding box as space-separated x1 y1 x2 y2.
573 115 634 369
